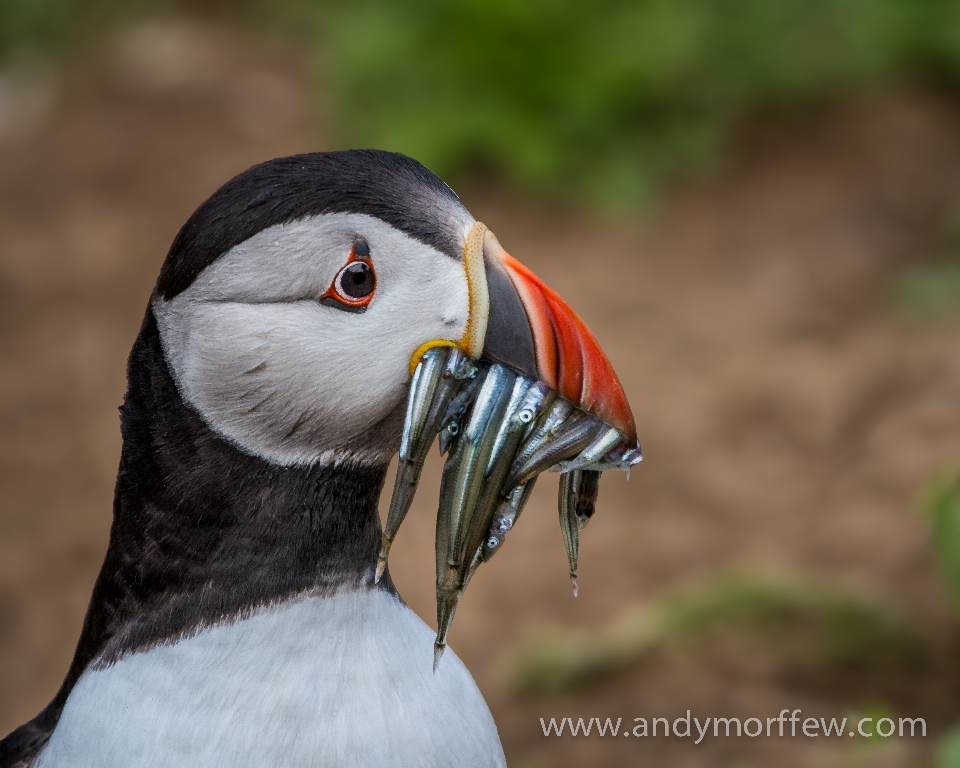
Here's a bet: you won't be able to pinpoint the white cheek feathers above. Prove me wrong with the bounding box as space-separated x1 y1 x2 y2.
153 213 471 467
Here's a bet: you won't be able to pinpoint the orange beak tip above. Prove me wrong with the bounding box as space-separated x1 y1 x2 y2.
495 250 638 446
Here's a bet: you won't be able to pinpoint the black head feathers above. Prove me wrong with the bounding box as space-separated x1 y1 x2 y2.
156 150 468 300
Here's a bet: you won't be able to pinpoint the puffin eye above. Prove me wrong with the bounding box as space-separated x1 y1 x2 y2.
335 262 375 301
320 253 377 313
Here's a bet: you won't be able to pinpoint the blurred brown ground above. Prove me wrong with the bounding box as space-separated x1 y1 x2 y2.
1 20 960 768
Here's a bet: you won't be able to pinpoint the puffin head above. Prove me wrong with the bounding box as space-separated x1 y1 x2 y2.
152 150 635 469
148 150 639 661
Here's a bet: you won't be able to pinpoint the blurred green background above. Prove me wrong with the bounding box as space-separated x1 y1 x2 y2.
5 0 960 207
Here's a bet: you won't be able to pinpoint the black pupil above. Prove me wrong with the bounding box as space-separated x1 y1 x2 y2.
338 262 374 299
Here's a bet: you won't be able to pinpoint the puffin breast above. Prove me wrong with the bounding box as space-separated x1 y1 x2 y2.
35 590 506 768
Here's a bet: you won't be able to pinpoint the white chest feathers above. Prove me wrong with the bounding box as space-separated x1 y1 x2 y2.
37 591 506 768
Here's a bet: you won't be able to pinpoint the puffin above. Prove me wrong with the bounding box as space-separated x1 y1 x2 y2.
0 150 637 768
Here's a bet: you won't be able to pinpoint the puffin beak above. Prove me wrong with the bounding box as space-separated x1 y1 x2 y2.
478 227 637 443
382 222 641 671
407 222 637 442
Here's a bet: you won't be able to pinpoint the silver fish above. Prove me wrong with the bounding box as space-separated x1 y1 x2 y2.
482 478 537 562
506 409 603 489
486 376 533 470
434 364 516 667
477 381 554 562
503 398 573 486
558 469 602 596
437 368 484 456
376 347 470 584
456 378 553 571
551 426 625 473
382 350 641 669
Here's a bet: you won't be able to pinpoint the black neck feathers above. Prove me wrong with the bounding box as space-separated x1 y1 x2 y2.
94 308 394 662
0 309 393 767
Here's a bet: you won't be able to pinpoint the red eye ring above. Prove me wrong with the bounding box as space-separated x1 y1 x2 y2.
320 243 377 313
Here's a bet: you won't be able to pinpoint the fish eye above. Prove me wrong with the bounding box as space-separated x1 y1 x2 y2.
334 262 375 301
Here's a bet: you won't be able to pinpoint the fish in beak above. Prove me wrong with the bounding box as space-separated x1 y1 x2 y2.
376 222 641 669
